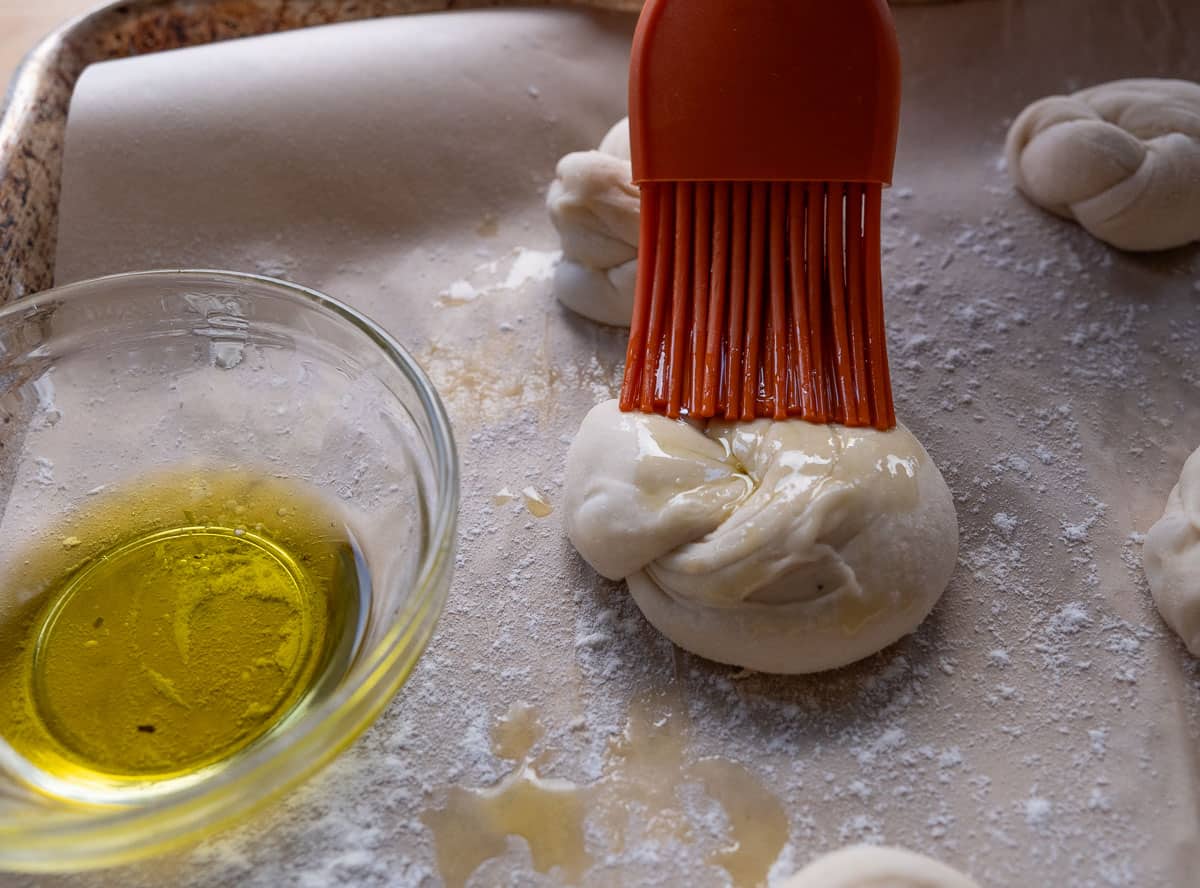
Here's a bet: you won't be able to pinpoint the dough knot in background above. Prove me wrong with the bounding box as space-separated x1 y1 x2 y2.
1143 444 1200 657
546 118 638 326
564 401 958 674
1005 78 1200 252
780 844 980 888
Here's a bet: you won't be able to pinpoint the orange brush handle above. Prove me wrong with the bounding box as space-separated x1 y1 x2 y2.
629 0 902 186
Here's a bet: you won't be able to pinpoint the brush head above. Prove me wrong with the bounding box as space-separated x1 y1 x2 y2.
620 0 902 430
629 0 902 186
619 181 897 429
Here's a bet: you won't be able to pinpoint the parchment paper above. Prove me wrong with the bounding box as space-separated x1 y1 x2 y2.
20 2 1200 886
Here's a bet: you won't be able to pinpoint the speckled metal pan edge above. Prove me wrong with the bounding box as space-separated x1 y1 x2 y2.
0 0 640 305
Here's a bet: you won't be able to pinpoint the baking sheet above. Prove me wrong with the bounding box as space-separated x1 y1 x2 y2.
17 2 1200 885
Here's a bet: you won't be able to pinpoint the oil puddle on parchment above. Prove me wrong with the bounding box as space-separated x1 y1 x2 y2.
421 692 789 888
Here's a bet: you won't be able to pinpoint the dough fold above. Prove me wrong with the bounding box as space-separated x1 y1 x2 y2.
1144 445 1200 656
565 401 958 674
1005 79 1200 251
781 845 980 888
547 119 638 326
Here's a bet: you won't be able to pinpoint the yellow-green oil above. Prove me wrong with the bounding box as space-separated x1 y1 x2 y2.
0 470 367 795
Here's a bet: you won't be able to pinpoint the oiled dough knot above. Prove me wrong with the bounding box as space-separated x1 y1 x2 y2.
1005 79 1200 251
563 401 959 674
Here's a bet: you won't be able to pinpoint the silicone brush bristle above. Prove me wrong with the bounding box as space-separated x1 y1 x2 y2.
618 181 895 428
619 0 901 430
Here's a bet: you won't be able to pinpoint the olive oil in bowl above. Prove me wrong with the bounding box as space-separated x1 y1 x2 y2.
0 469 368 802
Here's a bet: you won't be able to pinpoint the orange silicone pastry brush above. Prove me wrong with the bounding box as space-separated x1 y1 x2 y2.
618 0 902 430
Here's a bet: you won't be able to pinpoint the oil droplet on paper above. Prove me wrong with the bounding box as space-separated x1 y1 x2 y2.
492 487 516 507
492 702 544 761
422 767 591 888
597 690 695 853
476 213 500 238
521 487 553 518
692 758 790 887
421 703 590 888
422 691 787 888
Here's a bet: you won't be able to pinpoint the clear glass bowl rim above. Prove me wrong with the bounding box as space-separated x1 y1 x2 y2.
0 269 459 872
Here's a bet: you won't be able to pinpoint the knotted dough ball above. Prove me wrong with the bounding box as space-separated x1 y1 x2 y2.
1005 79 1200 251
781 845 980 888
564 400 958 674
546 119 638 326
1144 445 1200 657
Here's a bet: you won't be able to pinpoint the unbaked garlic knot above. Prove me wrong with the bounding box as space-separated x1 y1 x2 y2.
547 119 639 326
1006 79 1200 252
1144 445 1200 657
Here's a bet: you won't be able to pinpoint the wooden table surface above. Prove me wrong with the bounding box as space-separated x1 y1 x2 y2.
1 0 99 92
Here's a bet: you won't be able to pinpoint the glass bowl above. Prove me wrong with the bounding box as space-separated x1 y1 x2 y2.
0 270 458 871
